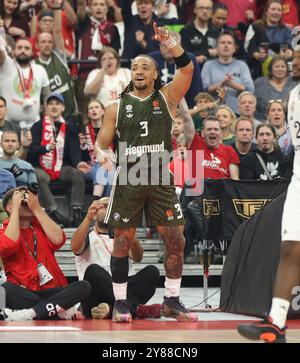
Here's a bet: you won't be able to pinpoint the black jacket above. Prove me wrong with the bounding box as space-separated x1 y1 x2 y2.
120 0 160 60
180 22 219 58
239 148 292 180
27 119 82 168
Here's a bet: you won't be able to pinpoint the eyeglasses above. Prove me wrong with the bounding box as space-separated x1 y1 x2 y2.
195 6 213 11
268 99 283 104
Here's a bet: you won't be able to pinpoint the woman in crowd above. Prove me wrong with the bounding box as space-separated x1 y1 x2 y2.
215 105 236 145
84 47 131 108
79 99 115 199
0 0 30 39
266 99 293 157
245 0 293 78
254 55 296 121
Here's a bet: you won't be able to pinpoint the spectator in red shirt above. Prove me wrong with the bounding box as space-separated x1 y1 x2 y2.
186 116 240 181
182 110 239 253
0 186 91 321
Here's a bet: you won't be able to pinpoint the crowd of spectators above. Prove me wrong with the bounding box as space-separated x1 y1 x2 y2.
0 0 299 254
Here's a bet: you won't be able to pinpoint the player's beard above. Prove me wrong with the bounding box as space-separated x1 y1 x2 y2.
134 82 147 91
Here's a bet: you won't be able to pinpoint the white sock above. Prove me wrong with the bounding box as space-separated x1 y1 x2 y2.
164 277 181 298
112 282 128 300
269 297 290 329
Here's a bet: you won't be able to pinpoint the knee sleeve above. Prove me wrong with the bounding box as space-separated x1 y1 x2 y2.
110 256 129 283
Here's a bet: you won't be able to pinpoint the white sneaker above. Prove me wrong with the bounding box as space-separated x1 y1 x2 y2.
57 302 84 320
4 308 34 321
91 303 111 319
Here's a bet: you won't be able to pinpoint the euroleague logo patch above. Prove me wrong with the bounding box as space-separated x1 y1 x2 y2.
126 104 133 118
165 209 174 221
113 212 120 221
152 100 162 115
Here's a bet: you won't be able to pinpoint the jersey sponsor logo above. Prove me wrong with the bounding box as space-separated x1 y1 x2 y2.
124 141 165 157
122 218 129 223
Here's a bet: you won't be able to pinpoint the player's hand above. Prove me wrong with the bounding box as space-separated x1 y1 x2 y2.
153 22 171 43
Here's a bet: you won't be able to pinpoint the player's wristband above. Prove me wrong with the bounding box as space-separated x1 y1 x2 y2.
173 51 191 68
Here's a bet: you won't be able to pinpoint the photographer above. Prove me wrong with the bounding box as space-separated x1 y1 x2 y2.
0 130 37 187
0 186 91 321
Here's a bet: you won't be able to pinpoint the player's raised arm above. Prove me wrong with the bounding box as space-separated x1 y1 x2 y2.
153 22 194 107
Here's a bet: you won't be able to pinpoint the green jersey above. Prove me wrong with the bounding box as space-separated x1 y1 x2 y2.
116 90 174 166
35 51 77 119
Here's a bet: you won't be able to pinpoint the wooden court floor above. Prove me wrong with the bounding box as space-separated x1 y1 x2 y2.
1 317 300 343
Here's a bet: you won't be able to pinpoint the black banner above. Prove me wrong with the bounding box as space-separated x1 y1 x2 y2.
183 178 290 241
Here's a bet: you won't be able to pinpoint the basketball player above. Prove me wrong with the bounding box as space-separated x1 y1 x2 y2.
237 84 300 343
95 22 198 323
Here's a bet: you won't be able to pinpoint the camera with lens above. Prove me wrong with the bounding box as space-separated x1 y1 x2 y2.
21 183 40 206
27 182 40 195
10 163 23 178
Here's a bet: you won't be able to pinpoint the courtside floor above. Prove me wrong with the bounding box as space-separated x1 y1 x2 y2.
1 288 300 343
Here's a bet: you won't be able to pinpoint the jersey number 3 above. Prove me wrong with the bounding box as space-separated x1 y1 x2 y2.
140 121 148 137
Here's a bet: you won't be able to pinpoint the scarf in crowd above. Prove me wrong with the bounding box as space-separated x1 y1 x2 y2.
85 123 97 165
39 115 66 180
91 17 113 51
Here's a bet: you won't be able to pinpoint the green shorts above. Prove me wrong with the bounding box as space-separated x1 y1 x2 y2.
104 169 185 228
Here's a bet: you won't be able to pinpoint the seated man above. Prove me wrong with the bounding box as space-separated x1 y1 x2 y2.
0 130 37 187
71 198 161 321
0 187 91 321
230 117 257 160
27 92 90 227
0 96 32 160
0 168 15 224
239 123 292 180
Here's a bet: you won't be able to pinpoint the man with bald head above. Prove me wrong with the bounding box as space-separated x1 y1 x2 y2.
0 37 50 129
95 23 198 323
35 32 77 120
